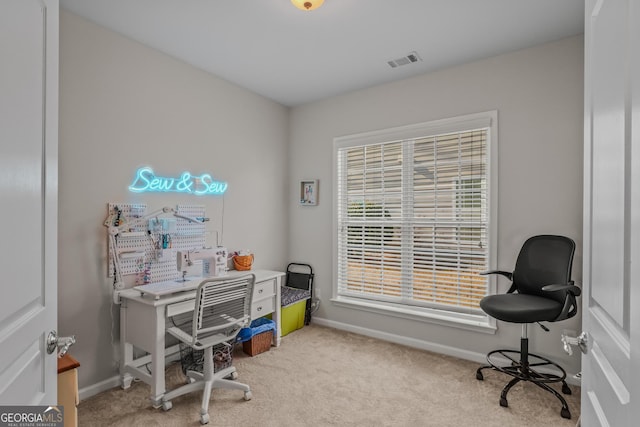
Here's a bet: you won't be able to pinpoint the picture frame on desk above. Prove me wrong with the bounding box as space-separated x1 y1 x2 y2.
300 179 318 206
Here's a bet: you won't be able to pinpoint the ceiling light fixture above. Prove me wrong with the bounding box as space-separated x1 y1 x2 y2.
291 0 324 11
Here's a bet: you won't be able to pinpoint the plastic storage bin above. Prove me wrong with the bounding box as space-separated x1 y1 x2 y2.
281 300 307 336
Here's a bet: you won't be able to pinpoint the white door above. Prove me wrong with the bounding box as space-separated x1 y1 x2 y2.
0 0 59 404
581 0 640 425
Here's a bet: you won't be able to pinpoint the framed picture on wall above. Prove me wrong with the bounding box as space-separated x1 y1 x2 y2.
300 180 318 206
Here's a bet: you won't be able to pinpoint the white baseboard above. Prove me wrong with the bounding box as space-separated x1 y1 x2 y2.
311 317 488 363
310 317 582 386
79 347 182 401
79 375 121 401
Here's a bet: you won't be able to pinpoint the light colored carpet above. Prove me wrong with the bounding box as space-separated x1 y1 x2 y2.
78 324 580 426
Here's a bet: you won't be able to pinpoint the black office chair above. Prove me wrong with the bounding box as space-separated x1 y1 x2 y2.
475 235 581 419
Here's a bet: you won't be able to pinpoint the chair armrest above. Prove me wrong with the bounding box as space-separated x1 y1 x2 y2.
479 270 513 281
480 270 516 293
542 283 582 297
543 282 581 321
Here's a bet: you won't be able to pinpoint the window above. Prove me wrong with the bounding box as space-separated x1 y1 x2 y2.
333 112 497 329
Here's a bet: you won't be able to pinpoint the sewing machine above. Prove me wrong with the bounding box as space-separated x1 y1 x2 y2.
176 247 228 279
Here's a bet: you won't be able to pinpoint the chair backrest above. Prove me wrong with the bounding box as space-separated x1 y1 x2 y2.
513 235 575 303
191 274 255 344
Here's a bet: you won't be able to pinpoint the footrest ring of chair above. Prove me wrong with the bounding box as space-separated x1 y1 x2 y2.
486 349 567 384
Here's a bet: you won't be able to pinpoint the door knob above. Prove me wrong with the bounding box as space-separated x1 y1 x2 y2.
46 330 77 357
561 330 589 355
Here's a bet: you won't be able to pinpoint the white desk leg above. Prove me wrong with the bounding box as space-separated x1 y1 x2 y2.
119 301 134 390
274 275 282 347
149 304 166 408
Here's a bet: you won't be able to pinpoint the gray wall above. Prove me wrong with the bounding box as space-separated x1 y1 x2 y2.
58 10 290 389
288 36 584 374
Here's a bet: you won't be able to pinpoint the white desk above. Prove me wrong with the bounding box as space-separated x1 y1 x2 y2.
118 269 284 406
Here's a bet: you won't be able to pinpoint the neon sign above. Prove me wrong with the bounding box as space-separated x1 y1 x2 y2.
129 167 228 195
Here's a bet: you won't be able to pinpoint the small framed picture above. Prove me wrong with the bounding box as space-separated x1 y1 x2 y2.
300 180 318 206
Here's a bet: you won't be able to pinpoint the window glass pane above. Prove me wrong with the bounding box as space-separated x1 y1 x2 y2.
336 117 492 315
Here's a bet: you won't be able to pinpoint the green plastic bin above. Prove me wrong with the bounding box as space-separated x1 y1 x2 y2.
281 300 306 336
266 299 307 336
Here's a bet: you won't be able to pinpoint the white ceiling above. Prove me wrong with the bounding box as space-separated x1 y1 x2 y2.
60 0 584 107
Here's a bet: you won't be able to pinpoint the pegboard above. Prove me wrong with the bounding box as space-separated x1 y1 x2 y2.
106 203 208 286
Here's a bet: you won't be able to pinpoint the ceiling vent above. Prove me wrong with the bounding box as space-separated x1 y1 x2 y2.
387 51 422 68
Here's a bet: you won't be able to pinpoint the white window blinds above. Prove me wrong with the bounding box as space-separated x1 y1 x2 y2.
335 114 494 314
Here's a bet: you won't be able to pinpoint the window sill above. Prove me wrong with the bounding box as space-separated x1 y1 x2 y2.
331 296 497 334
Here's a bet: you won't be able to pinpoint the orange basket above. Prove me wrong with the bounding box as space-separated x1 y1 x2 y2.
233 254 254 271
